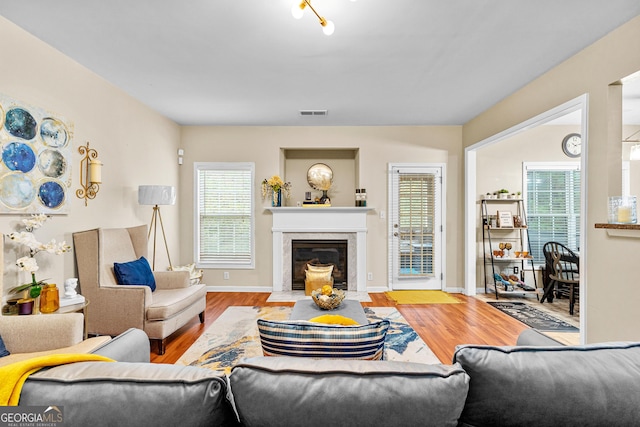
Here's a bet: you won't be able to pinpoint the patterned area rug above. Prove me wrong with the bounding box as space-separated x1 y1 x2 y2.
487 301 579 332
176 306 440 373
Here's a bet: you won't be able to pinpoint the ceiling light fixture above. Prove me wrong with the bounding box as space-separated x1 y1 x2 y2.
291 0 336 35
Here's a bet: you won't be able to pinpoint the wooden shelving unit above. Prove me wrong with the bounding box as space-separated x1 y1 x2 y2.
481 198 538 299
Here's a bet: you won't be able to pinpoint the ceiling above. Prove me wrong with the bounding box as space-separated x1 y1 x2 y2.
1 1 640 126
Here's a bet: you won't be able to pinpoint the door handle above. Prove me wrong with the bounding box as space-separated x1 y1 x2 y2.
393 232 399 237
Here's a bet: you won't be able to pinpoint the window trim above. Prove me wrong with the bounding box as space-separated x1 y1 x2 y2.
522 161 580 266
193 162 255 269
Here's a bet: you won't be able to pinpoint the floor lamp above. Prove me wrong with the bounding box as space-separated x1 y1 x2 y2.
138 185 176 270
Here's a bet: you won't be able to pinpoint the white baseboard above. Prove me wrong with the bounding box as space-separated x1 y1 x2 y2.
205 285 273 293
365 286 390 293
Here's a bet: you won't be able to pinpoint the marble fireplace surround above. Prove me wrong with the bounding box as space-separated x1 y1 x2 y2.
268 208 372 292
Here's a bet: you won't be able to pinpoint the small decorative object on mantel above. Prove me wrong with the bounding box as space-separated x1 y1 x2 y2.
261 175 291 207
307 163 333 206
7 214 72 311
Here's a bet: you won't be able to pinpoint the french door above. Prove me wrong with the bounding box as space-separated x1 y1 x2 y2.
388 164 443 290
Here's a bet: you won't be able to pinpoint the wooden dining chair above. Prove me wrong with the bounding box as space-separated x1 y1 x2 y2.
542 242 580 315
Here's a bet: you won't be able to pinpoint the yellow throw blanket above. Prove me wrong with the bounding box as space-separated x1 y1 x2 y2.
0 353 114 406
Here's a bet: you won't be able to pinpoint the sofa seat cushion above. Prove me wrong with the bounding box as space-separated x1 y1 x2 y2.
0 336 111 368
453 342 640 427
229 356 469 427
257 319 389 360
146 284 206 321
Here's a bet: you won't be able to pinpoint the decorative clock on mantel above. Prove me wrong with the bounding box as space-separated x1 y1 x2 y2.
561 133 581 158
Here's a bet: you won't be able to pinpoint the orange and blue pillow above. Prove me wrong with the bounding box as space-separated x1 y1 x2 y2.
257 319 389 360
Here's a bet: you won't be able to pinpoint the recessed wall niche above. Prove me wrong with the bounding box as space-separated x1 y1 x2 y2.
283 148 359 207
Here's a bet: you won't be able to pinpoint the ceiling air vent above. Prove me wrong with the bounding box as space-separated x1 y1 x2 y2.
299 110 328 117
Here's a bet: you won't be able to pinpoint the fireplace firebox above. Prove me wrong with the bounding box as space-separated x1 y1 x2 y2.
292 239 348 290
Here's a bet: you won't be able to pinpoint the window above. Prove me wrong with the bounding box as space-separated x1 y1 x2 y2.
195 162 255 268
523 163 580 264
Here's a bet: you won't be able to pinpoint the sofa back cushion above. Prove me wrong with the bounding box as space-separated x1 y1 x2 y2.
257 319 389 360
229 356 469 427
453 342 640 427
22 362 236 426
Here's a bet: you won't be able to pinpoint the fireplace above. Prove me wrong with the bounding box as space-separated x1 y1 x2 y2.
268 207 372 292
292 239 348 290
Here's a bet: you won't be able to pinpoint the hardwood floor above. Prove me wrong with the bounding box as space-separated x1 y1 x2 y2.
150 292 532 364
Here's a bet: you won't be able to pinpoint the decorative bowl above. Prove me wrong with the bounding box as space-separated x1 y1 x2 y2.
311 288 345 310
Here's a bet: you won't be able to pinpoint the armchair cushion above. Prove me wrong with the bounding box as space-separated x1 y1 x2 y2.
114 256 156 291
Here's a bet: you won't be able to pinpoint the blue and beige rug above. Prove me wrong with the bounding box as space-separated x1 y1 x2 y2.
176 306 440 373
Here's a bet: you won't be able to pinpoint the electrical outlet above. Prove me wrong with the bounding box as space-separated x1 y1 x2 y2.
223 272 229 280
367 272 373 281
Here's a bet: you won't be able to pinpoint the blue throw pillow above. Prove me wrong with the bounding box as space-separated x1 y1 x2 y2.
113 256 156 291
0 334 10 357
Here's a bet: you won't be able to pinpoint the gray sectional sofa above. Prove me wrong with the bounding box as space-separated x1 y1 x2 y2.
18 328 640 427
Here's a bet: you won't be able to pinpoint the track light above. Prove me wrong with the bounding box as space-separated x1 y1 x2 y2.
292 0 336 36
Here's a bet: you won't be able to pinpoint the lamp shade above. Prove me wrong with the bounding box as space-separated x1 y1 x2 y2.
138 185 176 205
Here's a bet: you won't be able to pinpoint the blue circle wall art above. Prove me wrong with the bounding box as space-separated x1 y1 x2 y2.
0 172 36 209
38 180 65 209
38 149 66 178
5 107 37 140
2 141 37 173
40 117 69 148
0 93 73 213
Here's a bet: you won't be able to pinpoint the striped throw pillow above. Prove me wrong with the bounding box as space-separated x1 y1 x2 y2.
257 319 390 360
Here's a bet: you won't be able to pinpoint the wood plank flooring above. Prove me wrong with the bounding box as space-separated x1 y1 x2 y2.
151 292 534 364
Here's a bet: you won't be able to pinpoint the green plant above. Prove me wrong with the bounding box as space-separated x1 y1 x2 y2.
498 189 509 193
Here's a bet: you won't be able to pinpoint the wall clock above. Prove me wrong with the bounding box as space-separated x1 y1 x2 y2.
561 133 581 158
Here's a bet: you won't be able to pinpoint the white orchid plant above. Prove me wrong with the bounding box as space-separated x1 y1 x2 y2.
8 214 71 298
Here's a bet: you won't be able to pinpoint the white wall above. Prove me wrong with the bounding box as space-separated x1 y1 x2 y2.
0 16 181 300
464 15 640 343
179 126 462 290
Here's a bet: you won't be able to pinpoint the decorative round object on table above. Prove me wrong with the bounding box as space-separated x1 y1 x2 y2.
311 288 345 310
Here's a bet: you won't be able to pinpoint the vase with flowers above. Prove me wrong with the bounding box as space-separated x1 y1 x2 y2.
261 175 292 207
7 214 71 313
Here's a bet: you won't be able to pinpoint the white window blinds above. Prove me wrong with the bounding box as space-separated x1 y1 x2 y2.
524 163 580 263
195 162 255 268
398 173 436 277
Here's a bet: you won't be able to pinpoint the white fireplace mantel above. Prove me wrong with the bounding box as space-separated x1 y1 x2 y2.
267 207 374 292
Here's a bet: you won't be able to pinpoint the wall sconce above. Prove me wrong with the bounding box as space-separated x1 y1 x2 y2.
76 142 102 206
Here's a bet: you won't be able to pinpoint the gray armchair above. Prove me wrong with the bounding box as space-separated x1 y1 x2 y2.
73 225 206 354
